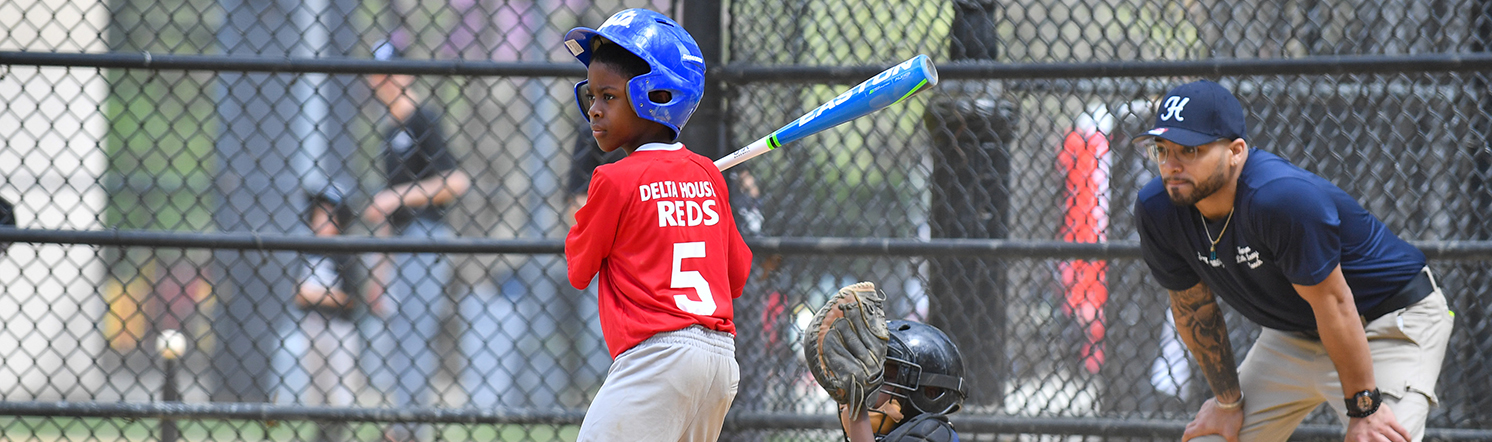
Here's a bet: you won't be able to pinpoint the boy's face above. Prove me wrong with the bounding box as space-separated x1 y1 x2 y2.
583 62 661 153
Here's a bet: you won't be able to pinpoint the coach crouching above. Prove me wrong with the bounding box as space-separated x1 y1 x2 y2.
1133 80 1453 442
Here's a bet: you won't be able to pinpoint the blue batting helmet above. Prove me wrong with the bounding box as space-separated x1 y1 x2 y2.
564 9 705 140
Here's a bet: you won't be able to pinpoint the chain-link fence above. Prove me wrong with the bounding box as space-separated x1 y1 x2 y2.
3 0 1492 440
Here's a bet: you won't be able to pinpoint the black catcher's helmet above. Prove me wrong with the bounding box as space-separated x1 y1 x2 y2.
882 320 967 416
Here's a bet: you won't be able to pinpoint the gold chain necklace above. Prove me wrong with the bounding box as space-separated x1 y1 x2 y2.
1202 208 1235 261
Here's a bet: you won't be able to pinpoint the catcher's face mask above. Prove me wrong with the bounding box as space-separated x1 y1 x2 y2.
884 354 921 393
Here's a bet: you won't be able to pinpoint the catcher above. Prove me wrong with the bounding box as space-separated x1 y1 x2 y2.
296 186 356 313
283 185 360 442
805 282 967 442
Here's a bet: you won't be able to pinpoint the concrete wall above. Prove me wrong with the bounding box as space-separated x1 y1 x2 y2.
0 0 111 400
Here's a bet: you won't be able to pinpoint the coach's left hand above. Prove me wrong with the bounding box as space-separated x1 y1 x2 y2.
1346 404 1410 442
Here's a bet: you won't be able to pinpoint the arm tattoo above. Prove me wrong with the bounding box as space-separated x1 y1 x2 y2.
1169 283 1240 399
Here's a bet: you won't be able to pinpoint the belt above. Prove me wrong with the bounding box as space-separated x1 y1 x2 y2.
1300 267 1436 340
1359 266 1437 323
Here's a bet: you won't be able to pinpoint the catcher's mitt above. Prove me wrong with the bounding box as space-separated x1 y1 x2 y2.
802 281 890 415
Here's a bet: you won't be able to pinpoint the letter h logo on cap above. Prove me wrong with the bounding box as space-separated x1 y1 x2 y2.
1159 96 1189 121
1139 80 1248 147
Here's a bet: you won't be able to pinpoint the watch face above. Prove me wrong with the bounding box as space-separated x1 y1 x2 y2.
1356 393 1374 411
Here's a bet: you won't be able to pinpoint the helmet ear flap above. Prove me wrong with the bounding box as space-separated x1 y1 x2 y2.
625 72 693 140
574 80 593 121
648 89 673 105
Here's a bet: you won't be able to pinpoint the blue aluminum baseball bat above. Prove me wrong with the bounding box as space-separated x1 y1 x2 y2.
714 54 939 171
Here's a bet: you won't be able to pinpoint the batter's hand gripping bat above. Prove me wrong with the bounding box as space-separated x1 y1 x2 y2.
714 54 939 171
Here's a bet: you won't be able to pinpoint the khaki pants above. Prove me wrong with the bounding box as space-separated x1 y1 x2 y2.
578 325 740 442
1192 285 1453 442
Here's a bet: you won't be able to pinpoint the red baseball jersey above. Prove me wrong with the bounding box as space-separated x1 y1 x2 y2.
565 142 753 358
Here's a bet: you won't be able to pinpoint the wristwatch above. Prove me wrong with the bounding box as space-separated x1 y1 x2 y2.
1345 388 1382 418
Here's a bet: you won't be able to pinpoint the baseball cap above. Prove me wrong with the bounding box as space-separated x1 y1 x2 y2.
1136 80 1247 147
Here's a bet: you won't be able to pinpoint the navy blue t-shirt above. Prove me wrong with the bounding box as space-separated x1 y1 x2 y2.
1135 148 1425 331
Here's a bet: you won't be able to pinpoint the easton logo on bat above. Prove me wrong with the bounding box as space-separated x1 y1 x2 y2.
790 56 924 130
713 54 937 172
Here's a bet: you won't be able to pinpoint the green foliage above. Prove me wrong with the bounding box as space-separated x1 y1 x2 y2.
103 0 223 232
744 0 952 238
103 69 218 231
1123 2 1205 60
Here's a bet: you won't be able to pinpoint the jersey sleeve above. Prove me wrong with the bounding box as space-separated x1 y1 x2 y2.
1250 178 1341 286
1135 190 1200 291
565 168 623 289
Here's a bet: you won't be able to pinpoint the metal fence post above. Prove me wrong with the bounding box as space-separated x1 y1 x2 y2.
678 0 726 160
208 0 358 402
208 1 298 398
923 0 1014 408
1462 0 1492 426
157 329 185 442
677 3 766 439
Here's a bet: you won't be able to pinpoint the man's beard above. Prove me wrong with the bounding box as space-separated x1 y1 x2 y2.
1167 166 1228 206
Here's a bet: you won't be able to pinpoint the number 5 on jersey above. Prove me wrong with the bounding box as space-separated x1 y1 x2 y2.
671 242 716 315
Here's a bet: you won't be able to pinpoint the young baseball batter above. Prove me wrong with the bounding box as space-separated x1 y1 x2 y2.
562 8 753 442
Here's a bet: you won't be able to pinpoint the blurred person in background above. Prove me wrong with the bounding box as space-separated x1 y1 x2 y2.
274 186 362 442
360 38 471 442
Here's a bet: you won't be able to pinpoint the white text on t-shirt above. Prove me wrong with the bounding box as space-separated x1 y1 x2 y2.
640 180 720 227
